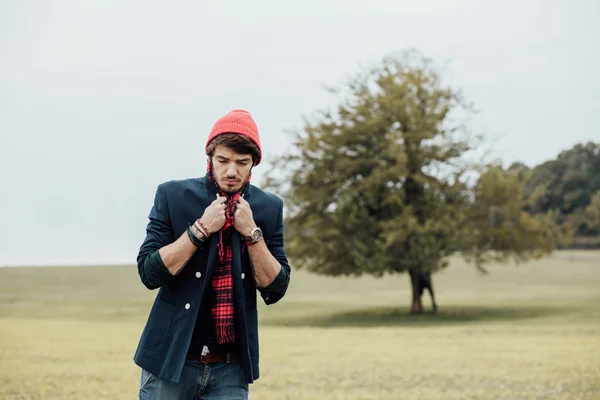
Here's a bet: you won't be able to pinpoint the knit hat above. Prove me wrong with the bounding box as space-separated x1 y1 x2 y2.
206 109 262 166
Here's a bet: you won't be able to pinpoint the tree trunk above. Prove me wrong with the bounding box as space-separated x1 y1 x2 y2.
409 269 438 314
409 269 424 314
404 137 438 314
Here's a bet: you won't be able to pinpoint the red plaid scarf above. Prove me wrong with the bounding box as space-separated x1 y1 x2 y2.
208 163 251 344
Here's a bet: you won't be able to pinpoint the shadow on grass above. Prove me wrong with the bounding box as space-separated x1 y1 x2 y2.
263 305 572 328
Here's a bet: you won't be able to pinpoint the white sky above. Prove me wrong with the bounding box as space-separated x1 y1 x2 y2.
1 0 599 266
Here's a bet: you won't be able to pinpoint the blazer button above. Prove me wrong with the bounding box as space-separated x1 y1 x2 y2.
185 303 191 310
195 272 202 278
241 273 245 280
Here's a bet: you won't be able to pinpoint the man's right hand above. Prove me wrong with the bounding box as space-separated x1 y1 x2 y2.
199 194 228 236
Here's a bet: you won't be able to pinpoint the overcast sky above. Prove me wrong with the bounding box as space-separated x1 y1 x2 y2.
1 0 598 266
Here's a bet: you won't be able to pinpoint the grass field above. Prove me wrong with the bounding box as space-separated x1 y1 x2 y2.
1 251 599 399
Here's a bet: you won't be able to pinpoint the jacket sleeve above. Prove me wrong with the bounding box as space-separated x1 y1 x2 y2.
137 184 175 290
258 199 291 305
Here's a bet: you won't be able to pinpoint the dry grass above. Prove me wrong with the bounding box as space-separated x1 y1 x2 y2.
1 251 599 399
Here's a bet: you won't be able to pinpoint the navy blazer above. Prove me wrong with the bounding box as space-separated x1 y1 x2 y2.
133 174 291 384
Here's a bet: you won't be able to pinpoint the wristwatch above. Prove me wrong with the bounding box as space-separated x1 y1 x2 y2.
243 227 263 244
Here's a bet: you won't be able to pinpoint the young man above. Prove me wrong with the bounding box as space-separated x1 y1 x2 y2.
134 109 291 399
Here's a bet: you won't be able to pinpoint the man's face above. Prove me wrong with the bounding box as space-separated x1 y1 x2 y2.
211 145 253 194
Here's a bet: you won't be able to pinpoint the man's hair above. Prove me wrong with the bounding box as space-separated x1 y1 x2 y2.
206 133 261 164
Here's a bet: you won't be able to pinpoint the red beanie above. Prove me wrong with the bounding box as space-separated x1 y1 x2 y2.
206 109 262 166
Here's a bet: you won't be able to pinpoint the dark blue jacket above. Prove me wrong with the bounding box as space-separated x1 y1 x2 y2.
133 174 291 384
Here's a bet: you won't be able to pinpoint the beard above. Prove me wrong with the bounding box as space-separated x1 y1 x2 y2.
215 172 250 195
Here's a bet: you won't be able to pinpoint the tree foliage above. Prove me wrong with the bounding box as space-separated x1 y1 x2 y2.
264 51 562 278
523 142 600 237
585 190 600 232
462 166 564 270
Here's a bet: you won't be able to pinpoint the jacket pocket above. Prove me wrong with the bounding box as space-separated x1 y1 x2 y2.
140 299 176 351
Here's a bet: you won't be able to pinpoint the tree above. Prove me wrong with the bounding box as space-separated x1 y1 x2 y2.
462 166 564 268
585 190 600 232
264 50 562 313
523 142 600 237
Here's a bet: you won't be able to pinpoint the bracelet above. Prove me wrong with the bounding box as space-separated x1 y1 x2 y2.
199 220 211 237
194 221 208 240
187 226 205 248
195 220 211 239
188 226 204 247
191 224 207 243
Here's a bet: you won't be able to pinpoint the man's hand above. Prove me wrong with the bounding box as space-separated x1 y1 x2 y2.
234 195 256 237
199 194 228 235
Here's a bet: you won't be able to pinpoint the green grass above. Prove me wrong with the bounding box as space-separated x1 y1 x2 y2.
1 251 599 399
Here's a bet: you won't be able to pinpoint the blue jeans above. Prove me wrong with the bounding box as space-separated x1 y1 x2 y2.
138 360 248 400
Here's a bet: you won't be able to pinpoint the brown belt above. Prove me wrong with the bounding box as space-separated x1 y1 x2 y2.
186 351 240 364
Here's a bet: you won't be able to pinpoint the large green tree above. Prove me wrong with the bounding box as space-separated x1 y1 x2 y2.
264 51 562 313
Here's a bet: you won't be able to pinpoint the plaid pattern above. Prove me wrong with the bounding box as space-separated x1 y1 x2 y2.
208 165 250 344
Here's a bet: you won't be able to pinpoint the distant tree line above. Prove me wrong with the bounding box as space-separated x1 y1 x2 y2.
509 142 600 249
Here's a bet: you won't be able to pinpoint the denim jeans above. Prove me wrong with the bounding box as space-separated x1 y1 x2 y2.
138 360 248 400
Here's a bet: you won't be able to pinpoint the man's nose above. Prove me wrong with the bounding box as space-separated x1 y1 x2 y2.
225 162 237 176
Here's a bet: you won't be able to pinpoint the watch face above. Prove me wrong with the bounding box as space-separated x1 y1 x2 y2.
251 228 262 241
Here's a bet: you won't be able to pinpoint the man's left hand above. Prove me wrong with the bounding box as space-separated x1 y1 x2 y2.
234 195 256 237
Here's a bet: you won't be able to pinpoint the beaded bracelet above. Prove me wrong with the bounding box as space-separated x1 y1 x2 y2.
194 220 210 240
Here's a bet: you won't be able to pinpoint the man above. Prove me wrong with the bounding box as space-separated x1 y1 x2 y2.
134 109 291 399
